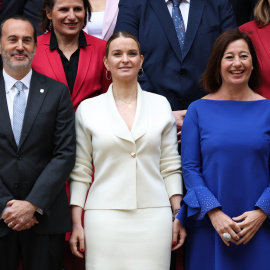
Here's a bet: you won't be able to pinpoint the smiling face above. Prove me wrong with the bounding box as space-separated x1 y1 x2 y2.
104 36 144 82
46 0 85 39
220 39 253 89
0 19 36 78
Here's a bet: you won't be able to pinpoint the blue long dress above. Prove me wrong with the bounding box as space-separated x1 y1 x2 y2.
177 99 270 270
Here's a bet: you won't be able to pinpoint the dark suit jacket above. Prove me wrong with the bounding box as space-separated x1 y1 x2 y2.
115 0 236 110
229 0 257 26
0 0 43 35
32 31 111 111
0 70 75 237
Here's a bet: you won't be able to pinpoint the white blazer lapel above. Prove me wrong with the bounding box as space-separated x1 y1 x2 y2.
131 83 147 141
106 85 135 143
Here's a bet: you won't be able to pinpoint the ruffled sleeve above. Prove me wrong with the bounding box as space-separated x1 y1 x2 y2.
183 186 221 220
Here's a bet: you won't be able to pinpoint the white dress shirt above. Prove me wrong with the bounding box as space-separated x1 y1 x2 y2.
166 0 190 30
3 69 31 129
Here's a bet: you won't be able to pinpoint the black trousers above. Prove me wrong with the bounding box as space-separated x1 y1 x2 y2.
0 229 65 270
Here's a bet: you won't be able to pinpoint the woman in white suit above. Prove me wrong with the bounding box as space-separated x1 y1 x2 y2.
69 31 186 270
85 0 119 40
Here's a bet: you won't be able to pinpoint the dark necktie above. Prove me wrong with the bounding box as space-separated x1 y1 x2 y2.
13 81 26 146
172 0 185 51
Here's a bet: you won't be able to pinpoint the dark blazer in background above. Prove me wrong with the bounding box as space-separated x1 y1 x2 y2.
229 0 257 26
0 70 75 237
115 0 236 110
0 0 43 35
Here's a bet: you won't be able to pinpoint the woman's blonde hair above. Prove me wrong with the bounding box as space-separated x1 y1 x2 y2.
254 0 270 26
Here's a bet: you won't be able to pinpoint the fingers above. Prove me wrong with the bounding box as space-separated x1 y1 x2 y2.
6 216 39 231
6 200 15 207
236 228 255 245
69 230 85 258
232 213 246 222
177 131 181 144
171 219 187 251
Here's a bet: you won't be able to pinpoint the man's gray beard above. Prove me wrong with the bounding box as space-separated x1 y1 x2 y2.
1 49 34 72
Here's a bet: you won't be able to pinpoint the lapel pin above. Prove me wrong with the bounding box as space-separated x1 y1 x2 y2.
40 89 44 93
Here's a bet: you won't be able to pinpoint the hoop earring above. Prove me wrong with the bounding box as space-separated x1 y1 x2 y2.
138 68 144 78
106 70 112 80
49 20 53 31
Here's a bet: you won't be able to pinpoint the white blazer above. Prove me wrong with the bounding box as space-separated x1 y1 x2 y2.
69 84 183 210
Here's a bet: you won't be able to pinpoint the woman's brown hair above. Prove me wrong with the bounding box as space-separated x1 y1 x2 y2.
202 29 261 92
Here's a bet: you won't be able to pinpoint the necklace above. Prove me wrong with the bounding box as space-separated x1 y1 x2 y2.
113 92 137 109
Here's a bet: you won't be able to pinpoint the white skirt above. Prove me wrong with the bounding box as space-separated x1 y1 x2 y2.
84 207 172 270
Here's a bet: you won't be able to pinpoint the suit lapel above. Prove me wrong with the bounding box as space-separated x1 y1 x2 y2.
19 71 48 149
106 84 147 143
182 0 205 61
43 34 67 86
150 0 182 62
131 84 147 141
0 75 17 150
102 1 118 39
72 36 92 102
106 85 135 143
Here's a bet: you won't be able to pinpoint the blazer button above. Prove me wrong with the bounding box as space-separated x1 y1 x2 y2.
131 152 136 158
17 155 22 160
14 183 19 188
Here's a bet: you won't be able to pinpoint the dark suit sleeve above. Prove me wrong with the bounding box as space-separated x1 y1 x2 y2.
0 179 14 214
0 0 27 22
25 84 76 215
114 0 155 92
220 0 237 31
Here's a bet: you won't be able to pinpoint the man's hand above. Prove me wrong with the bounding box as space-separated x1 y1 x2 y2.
2 200 38 230
172 110 187 143
15 216 39 231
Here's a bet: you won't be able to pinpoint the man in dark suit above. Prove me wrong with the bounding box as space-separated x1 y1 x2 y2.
0 16 75 270
115 0 236 132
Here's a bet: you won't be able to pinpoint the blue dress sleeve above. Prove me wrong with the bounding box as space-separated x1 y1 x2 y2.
256 187 270 219
177 103 221 222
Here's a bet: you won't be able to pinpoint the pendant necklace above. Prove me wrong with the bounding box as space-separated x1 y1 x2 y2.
113 92 137 109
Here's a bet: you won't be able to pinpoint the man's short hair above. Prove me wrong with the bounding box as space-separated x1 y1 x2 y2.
0 15 37 43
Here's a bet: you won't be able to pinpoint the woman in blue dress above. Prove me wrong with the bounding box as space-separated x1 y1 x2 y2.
174 29 270 270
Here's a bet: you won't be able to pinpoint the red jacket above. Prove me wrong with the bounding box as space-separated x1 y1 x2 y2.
239 21 270 99
32 31 111 110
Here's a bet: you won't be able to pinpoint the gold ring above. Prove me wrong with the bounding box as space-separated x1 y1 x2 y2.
10 222 14 227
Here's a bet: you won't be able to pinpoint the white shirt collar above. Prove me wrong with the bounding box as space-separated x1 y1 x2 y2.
166 0 190 4
3 69 32 93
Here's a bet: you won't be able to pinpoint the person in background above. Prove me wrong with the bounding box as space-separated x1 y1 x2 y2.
114 0 236 136
69 31 185 270
0 16 75 270
32 0 110 111
239 0 270 99
175 29 270 270
229 0 257 26
84 0 119 41
0 0 43 35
